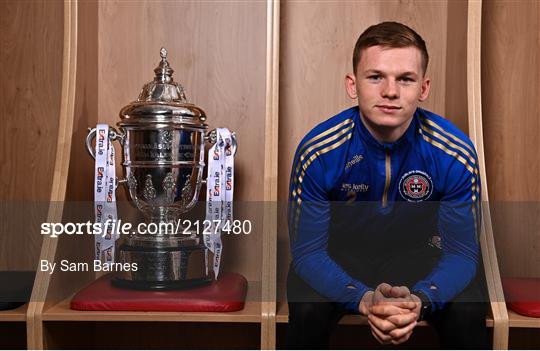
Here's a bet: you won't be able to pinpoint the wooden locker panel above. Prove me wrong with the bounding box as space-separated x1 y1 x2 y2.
96 1 267 282
0 0 64 271
482 0 540 278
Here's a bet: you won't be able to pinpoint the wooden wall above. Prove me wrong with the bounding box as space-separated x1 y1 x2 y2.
94 1 267 283
0 0 64 270
277 0 470 295
482 0 540 278
97 1 267 200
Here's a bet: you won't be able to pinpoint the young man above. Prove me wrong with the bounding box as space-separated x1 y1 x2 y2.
287 22 488 348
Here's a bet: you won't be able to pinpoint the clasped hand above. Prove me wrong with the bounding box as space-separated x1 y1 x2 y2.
359 283 421 345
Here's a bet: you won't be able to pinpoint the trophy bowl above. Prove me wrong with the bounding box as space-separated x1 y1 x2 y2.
86 48 222 289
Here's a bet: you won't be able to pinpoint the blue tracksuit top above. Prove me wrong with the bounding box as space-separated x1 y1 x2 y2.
288 106 481 312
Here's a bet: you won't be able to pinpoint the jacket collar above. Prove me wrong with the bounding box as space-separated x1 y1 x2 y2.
354 106 417 152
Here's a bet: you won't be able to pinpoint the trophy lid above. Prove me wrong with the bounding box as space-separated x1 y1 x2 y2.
119 47 207 128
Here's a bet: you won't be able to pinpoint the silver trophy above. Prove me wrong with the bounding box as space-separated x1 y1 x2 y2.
86 48 234 289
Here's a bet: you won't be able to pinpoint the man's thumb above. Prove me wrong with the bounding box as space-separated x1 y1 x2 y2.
377 283 393 297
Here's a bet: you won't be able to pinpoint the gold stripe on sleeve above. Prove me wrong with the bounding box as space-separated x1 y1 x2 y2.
292 123 355 186
420 124 477 170
292 131 353 235
419 130 475 175
421 117 476 157
420 121 481 244
295 131 353 197
296 118 353 159
419 119 481 201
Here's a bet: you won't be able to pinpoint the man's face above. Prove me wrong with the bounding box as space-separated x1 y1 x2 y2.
346 45 430 141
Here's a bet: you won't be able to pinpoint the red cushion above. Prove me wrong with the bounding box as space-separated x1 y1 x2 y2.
502 277 540 318
70 272 247 312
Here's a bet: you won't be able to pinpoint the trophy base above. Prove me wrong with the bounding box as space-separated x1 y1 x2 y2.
114 237 211 290
111 276 212 290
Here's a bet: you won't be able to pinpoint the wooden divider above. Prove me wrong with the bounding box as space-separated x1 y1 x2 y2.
26 0 78 348
261 1 280 348
466 1 509 347
0 0 63 348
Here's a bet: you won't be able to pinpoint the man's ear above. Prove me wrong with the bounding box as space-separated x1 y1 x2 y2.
418 76 431 102
345 73 358 99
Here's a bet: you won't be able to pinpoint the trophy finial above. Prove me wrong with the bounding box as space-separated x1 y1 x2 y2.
160 47 167 60
153 47 173 83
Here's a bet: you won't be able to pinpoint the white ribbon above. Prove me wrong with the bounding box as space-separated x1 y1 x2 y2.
205 128 236 279
94 124 118 264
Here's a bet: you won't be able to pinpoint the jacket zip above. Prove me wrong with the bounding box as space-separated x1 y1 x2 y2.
382 149 391 207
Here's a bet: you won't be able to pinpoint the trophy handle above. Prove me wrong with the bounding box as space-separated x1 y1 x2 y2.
231 132 238 155
204 129 218 145
86 126 127 190
205 129 238 156
85 128 97 159
85 126 125 159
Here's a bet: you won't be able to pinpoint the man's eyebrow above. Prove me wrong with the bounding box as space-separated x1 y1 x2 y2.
398 71 419 77
363 69 384 75
362 69 419 77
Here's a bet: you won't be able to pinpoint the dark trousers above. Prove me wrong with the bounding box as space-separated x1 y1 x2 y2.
286 247 489 349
